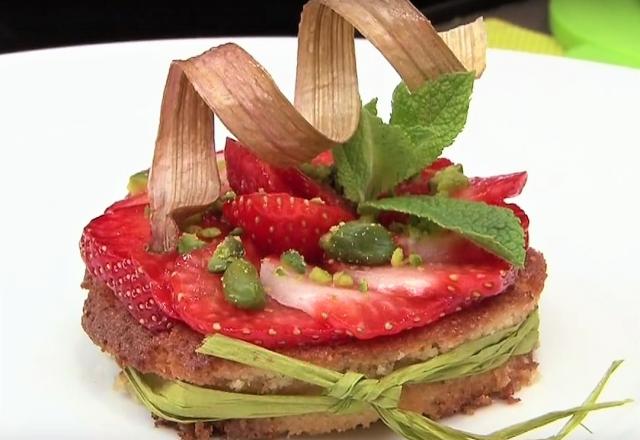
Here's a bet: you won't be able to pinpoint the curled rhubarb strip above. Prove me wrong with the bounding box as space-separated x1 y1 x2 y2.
438 17 487 75
149 0 487 251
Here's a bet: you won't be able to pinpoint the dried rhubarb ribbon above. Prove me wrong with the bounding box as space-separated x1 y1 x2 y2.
149 0 487 251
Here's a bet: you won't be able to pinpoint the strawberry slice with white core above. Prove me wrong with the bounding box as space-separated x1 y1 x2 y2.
338 262 515 298
394 232 498 264
170 243 343 347
261 258 515 339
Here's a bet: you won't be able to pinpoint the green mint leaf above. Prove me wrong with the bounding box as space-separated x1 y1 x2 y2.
390 72 474 139
334 73 474 203
390 72 474 176
334 101 416 203
361 196 525 266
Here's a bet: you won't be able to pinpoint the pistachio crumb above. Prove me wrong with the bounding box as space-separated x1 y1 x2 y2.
280 249 307 274
309 267 332 285
185 224 203 234
391 247 405 267
177 233 207 254
333 271 354 287
408 253 423 267
199 227 222 239
358 279 369 293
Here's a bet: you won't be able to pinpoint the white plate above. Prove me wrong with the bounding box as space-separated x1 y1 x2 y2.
0 38 639 439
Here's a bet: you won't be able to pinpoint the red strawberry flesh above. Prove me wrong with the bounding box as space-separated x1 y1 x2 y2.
455 172 527 204
260 258 515 340
225 138 347 208
222 193 354 262
170 243 342 347
80 204 177 330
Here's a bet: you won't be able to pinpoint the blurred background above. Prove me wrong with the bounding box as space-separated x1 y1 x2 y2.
0 0 638 67
0 0 548 53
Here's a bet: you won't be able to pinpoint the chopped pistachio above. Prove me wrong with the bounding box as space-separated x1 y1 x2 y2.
280 250 306 274
358 279 369 293
408 253 423 267
299 162 333 183
309 267 332 285
391 247 405 267
199 227 222 239
222 258 266 310
320 221 394 265
208 236 244 273
221 190 237 202
127 169 149 195
333 271 354 288
430 164 469 196
183 212 204 227
274 266 286 277
185 225 203 234
178 233 207 254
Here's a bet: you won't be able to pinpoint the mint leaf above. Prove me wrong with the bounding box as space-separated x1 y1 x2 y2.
390 72 474 139
390 72 474 176
334 73 474 203
361 196 525 266
334 101 416 203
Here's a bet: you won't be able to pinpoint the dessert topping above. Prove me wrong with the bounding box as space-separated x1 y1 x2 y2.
280 250 307 274
222 258 266 310
207 236 244 273
177 233 207 254
127 170 149 196
430 164 469 196
222 193 354 262
319 221 394 265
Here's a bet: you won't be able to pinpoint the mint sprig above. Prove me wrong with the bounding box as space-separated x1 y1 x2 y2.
333 100 416 203
361 196 526 267
334 72 474 203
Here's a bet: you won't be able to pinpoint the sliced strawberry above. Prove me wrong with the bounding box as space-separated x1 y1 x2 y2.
170 244 341 347
261 258 514 340
455 172 527 204
224 138 348 208
395 232 498 264
311 150 334 167
80 204 177 331
224 138 290 194
339 261 515 297
394 158 454 195
277 168 349 209
106 192 149 213
222 193 354 261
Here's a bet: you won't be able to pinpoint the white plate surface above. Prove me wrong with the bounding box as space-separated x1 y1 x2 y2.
0 38 639 439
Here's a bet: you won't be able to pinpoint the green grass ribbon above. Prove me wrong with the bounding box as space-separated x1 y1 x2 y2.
124 310 631 439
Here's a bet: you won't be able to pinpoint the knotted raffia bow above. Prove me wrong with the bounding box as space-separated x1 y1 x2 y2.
146 0 487 252
124 311 630 439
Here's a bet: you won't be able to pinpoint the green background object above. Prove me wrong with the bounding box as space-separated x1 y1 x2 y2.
486 18 564 55
550 0 640 68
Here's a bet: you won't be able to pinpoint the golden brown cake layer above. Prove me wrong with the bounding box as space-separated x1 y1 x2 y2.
81 249 546 439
